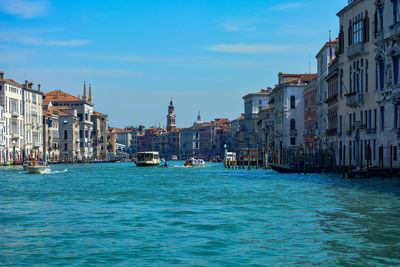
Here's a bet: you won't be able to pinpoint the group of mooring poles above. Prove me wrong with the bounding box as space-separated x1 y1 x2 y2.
224 148 270 170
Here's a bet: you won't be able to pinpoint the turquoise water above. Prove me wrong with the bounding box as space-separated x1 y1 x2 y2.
1 162 400 266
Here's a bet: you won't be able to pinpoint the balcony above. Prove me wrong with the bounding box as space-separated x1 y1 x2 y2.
11 111 19 117
326 128 337 136
345 92 364 108
290 129 297 136
366 128 376 134
347 43 364 59
34 141 41 148
392 85 400 103
11 133 20 139
389 22 400 40
347 130 352 136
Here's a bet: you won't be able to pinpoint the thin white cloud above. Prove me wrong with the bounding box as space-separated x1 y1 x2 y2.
73 53 199 64
0 30 89 47
218 17 265 32
74 68 144 78
0 0 49 19
273 3 304 11
205 43 309 54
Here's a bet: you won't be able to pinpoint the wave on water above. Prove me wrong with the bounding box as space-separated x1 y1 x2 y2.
41 169 68 174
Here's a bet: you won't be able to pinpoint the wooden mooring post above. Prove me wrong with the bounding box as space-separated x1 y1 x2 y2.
342 145 346 178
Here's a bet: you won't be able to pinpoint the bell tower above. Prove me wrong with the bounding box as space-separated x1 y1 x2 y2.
167 98 176 132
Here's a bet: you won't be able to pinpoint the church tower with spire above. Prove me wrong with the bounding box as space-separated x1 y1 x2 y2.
166 98 176 132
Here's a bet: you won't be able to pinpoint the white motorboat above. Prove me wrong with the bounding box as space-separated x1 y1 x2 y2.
184 158 205 167
23 161 31 171
26 161 50 174
134 152 161 167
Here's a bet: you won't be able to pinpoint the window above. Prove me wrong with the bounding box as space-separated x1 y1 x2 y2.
79 130 83 138
64 143 67 151
85 131 89 138
290 96 295 109
85 113 88 121
374 109 377 129
394 56 399 85
290 137 296 145
379 60 385 90
290 119 296 130
394 0 398 24
340 69 343 98
379 7 384 31
64 130 68 140
352 14 364 43
380 106 385 131
394 146 398 161
366 60 369 91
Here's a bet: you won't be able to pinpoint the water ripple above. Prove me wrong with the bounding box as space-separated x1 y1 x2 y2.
1 162 400 265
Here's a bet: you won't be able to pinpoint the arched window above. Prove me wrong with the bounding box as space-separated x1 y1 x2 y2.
290 119 296 130
290 96 295 109
393 52 399 85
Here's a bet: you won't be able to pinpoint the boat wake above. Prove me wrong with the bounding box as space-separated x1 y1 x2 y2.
41 169 68 174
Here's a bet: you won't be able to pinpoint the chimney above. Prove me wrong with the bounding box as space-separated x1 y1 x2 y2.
28 82 33 89
83 81 87 101
25 80 28 88
38 84 41 91
0 72 3 79
88 84 92 103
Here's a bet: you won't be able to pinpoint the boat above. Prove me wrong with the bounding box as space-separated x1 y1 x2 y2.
270 163 321 173
184 158 205 167
23 161 32 170
223 151 236 165
26 161 50 174
134 152 161 167
170 155 178 161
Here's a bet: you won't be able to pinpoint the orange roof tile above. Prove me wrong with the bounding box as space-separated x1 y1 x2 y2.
44 90 83 103
93 111 106 117
0 78 23 87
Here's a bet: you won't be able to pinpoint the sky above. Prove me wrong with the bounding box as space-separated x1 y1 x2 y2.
0 0 347 128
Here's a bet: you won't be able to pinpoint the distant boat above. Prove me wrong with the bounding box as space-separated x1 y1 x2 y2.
171 155 178 161
134 152 161 167
184 158 205 167
270 163 320 173
26 161 50 174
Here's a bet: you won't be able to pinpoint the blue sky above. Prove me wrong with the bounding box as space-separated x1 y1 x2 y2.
0 0 347 128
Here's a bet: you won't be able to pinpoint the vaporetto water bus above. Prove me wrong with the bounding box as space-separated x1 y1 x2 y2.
134 152 161 167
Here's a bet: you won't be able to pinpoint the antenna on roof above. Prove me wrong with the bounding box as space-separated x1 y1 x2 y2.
308 54 311 74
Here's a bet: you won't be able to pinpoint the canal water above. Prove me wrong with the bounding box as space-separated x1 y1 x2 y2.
1 162 400 266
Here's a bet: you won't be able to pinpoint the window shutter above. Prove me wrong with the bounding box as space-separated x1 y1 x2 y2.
363 18 367 43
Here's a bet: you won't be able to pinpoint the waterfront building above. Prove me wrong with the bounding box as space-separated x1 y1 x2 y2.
167 128 181 158
166 99 176 132
325 57 340 163
336 0 378 168
0 72 24 164
315 40 339 151
179 113 204 158
55 107 81 163
115 128 137 155
268 73 317 162
43 83 94 160
0 105 5 164
22 81 43 160
303 79 317 154
107 128 117 159
373 0 400 168
230 115 245 153
242 89 270 149
43 109 60 162
92 111 109 160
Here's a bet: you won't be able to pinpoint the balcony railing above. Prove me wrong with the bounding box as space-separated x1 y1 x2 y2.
290 129 297 136
11 111 19 117
366 128 377 134
389 21 400 40
347 43 364 59
345 92 364 108
326 128 337 136
347 130 352 136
